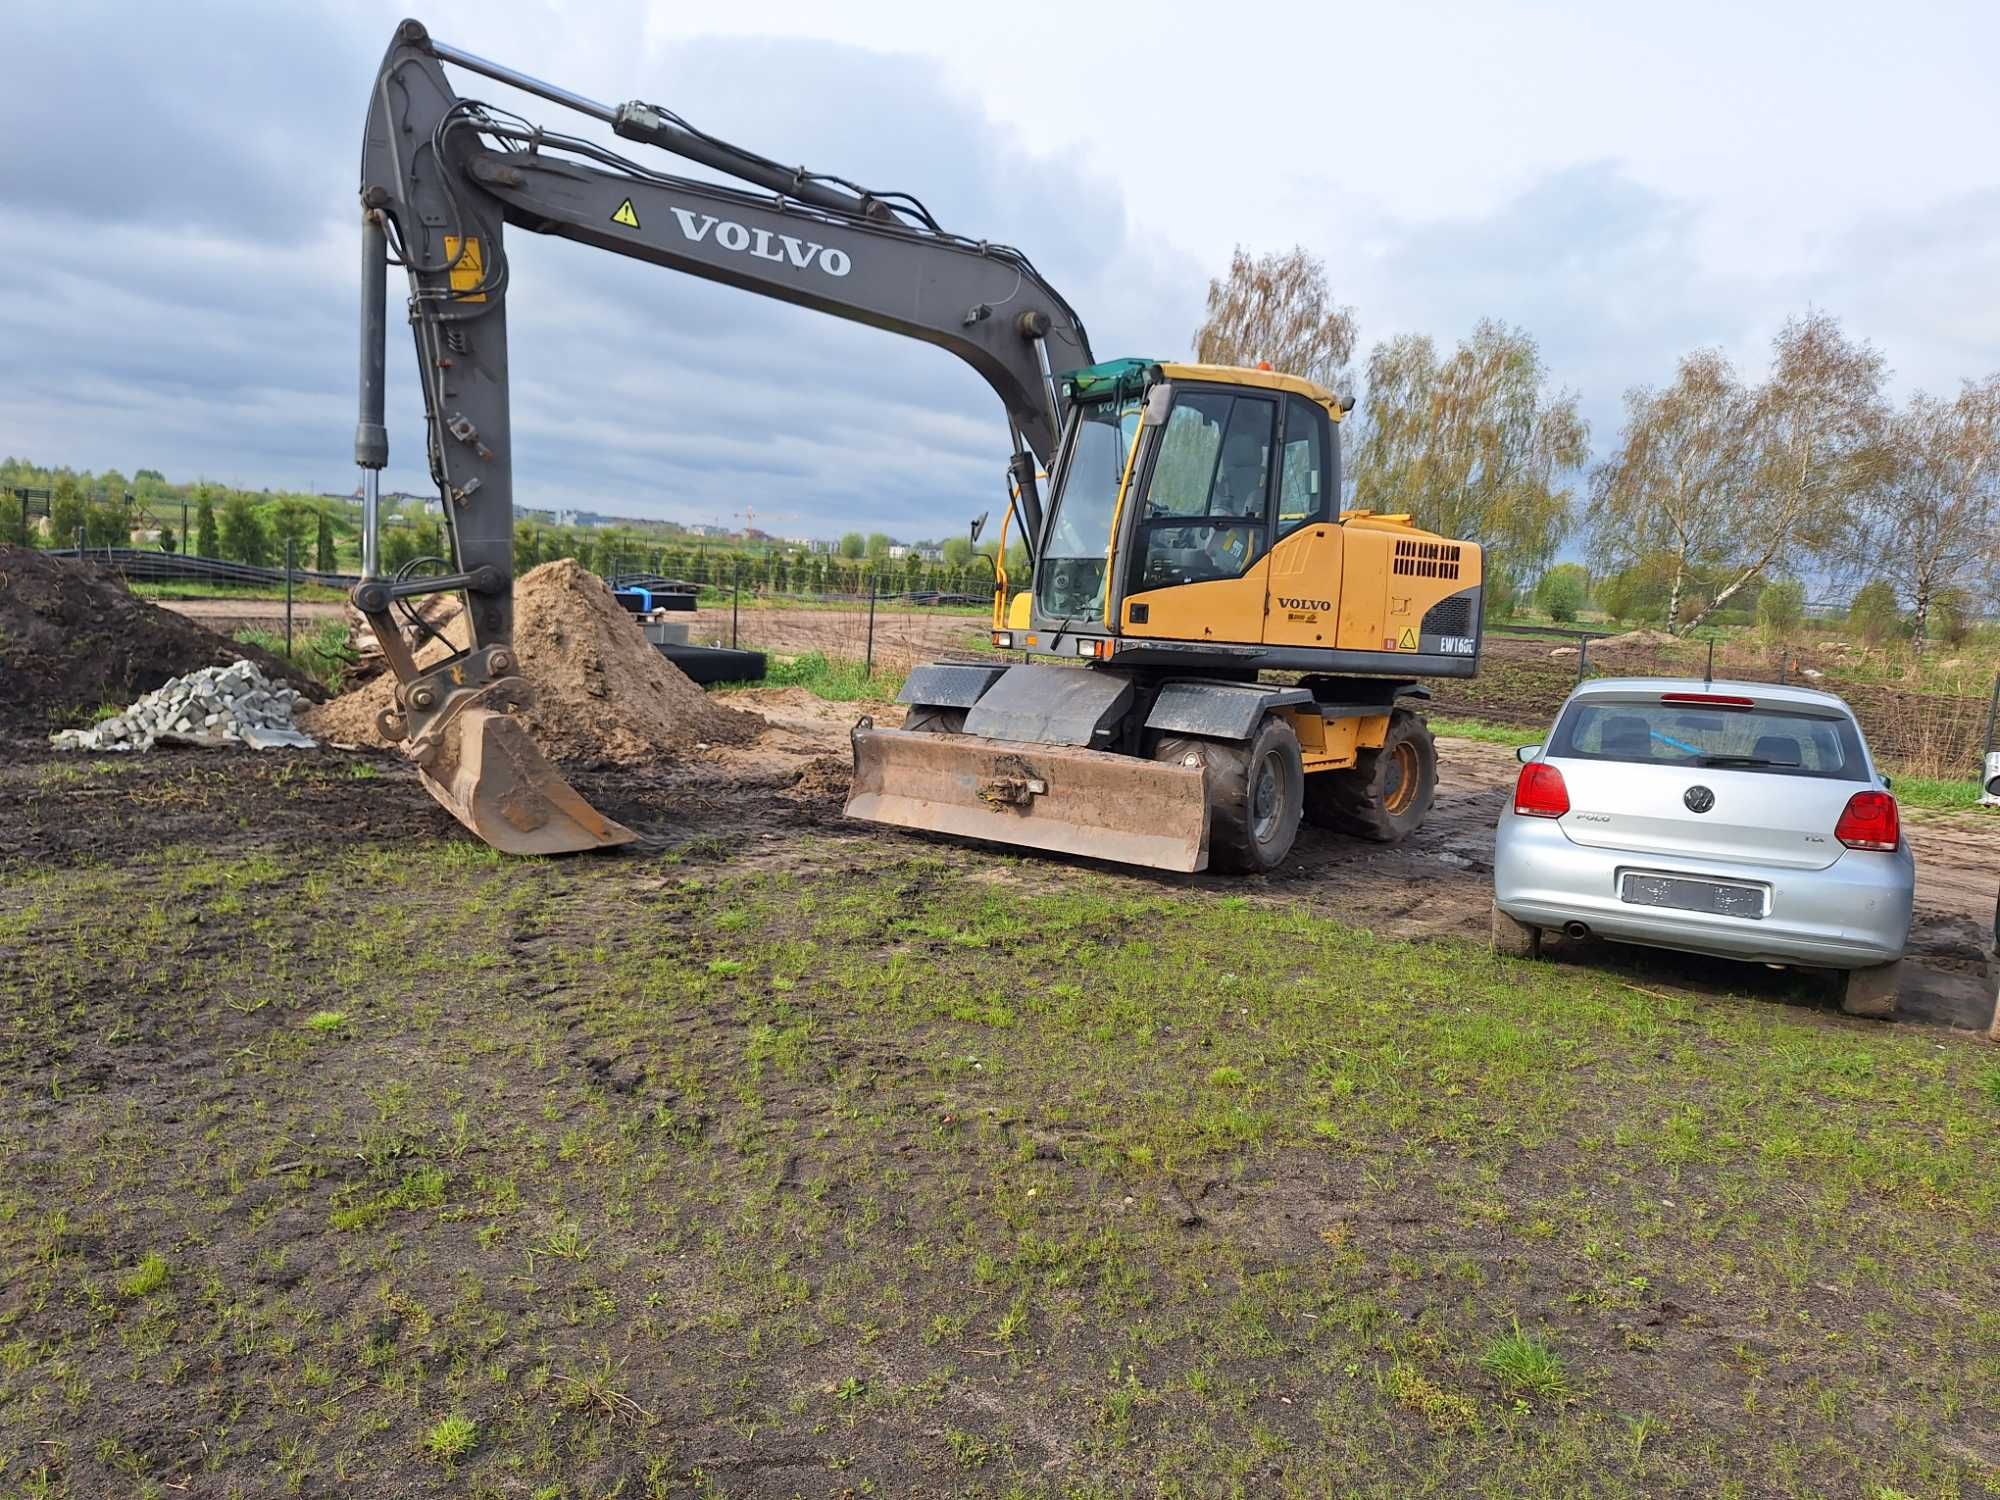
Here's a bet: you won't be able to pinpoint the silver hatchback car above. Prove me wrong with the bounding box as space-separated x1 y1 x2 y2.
1491 678 1914 1016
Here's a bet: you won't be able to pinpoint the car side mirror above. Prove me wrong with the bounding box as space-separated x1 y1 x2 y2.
1516 744 1541 764
1881 774 1893 790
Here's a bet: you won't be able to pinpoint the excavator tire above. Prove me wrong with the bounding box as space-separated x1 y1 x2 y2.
1303 707 1435 843
1153 716 1304 875
900 705 968 733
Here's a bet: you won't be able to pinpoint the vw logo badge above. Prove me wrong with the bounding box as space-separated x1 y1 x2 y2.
1684 785 1715 814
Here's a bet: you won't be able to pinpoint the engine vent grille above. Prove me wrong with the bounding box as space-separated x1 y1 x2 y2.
1393 539 1462 580
1420 594 1476 639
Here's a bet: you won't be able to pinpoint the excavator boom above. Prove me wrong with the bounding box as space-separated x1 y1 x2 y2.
352 20 1090 852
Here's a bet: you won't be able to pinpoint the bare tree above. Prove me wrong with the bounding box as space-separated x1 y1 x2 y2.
1588 349 1756 632
1677 310 1885 633
1862 375 2000 649
1193 246 1358 390
1348 320 1588 583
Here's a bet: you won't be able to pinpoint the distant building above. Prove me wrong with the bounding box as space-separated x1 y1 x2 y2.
887 544 912 560
917 546 944 563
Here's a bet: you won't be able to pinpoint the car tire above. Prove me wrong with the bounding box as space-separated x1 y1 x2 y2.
1153 717 1304 875
1490 902 1541 960
900 705 967 734
1302 708 1437 843
1837 959 1903 1018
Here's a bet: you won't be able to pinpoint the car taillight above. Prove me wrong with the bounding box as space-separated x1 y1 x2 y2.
1513 762 1570 818
1834 790 1899 851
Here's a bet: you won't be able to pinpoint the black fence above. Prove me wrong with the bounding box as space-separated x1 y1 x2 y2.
43 547 359 591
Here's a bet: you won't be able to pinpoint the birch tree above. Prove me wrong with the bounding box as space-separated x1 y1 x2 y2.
1348 320 1588 581
1862 375 2000 649
1677 311 1884 633
1193 246 1358 390
1587 349 1755 632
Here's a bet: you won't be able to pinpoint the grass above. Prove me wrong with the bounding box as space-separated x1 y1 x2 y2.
232 619 357 693
116 1253 169 1299
422 1414 477 1463
133 579 350 604
1893 774 1998 814
3 832 1997 1495
1479 1321 1569 1402
1428 716 1545 747
716 649 905 702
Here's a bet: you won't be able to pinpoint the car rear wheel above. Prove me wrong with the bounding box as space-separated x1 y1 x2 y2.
1836 959 1902 1018
1490 902 1542 959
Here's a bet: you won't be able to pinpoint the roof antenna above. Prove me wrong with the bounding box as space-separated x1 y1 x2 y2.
1704 637 1715 688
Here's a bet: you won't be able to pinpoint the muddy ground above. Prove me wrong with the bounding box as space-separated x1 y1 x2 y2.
5 695 1998 1498
7 688 1994 1033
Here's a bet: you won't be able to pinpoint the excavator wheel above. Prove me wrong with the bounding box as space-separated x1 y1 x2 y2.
900 705 967 734
1152 716 1304 875
1304 707 1436 843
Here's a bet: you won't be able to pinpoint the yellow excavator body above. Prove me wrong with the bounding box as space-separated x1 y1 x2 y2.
849 359 1484 875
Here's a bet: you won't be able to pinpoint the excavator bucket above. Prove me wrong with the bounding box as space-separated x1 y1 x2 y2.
409 689 638 856
846 722 1210 872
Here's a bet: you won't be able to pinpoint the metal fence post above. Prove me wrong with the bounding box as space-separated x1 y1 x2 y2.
865 578 877 678
731 555 741 649
1576 633 1588 683
285 538 295 656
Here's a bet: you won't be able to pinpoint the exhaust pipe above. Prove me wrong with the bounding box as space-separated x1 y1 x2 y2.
1564 920 1591 941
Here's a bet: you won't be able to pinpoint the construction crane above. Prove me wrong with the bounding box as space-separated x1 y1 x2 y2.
352 21 1484 868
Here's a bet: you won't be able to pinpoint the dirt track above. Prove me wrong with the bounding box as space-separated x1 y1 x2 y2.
6 687 1993 1035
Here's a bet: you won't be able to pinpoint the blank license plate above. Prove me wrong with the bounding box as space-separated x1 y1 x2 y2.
1620 873 1766 920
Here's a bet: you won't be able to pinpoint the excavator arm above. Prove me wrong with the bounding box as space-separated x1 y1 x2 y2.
352 19 1091 851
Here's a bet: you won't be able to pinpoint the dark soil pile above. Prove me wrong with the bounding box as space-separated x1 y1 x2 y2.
0 547 323 739
304 559 760 765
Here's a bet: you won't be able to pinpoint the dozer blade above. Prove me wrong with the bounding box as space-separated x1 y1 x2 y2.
410 694 637 856
846 724 1209 872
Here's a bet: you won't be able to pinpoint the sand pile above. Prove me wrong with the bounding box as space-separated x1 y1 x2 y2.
0 546 322 740
1593 628 1677 649
303 559 759 765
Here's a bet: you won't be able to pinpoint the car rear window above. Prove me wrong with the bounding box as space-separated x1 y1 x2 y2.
1548 698 1867 781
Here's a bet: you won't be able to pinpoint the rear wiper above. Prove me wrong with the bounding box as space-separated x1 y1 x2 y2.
1698 754 1780 768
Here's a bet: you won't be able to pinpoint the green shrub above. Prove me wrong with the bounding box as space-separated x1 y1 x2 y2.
1534 564 1589 624
1846 579 1902 646
1757 578 1805 641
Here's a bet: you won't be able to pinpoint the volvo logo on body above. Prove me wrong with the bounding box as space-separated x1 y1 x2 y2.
1276 596 1331 611
1684 785 1715 814
668 208 852 277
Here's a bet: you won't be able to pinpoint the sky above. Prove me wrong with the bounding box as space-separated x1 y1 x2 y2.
3 0 1998 541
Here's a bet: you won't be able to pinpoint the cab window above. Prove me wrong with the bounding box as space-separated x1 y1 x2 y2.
1276 395 1327 539
1135 391 1275 589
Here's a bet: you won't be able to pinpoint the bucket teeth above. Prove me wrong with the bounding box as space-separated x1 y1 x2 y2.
845 725 1208 872
409 682 636 855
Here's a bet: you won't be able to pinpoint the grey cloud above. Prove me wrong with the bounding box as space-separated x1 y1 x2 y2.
0 7 1196 539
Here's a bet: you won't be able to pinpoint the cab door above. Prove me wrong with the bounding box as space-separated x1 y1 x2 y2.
1262 395 1342 647
1118 387 1278 644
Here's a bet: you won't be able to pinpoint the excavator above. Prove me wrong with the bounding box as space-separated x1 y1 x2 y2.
353 21 1485 870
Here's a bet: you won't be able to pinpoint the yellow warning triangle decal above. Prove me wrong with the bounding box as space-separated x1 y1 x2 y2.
1398 627 1417 650
610 199 640 229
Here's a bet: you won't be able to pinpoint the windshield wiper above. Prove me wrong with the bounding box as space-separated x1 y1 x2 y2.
1698 754 1780 768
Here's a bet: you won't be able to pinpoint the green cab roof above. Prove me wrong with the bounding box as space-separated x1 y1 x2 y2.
1058 358 1164 400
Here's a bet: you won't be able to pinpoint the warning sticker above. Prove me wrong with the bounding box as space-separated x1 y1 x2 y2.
1398 627 1418 651
443 235 486 302
611 198 641 229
